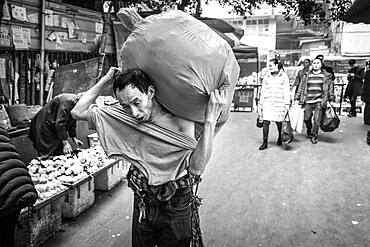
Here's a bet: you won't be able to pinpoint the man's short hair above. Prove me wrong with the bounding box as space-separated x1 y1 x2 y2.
348 59 356 65
113 69 154 96
315 54 324 60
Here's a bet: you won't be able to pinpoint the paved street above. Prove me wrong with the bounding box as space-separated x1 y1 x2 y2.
42 111 370 247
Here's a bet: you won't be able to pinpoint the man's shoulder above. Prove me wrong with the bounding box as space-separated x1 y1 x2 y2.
160 113 195 139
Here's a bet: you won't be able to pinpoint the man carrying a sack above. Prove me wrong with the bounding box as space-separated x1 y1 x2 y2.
72 67 226 247
294 58 335 144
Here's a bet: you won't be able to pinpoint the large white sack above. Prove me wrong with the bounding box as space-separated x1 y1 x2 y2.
118 9 240 126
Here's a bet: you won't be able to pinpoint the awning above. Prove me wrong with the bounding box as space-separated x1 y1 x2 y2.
208 27 235 47
342 0 370 24
198 17 244 39
232 45 258 59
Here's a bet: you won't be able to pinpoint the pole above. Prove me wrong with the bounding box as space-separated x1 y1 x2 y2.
39 0 45 105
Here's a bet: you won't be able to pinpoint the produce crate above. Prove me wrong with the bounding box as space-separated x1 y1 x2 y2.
15 189 67 247
87 132 100 148
94 159 129 191
61 176 95 218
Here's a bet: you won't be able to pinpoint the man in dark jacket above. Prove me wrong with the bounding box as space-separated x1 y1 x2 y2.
345 59 364 117
0 126 38 247
316 55 335 81
362 60 370 125
28 93 83 156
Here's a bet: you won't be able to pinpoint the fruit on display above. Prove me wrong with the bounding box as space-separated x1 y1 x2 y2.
28 146 116 201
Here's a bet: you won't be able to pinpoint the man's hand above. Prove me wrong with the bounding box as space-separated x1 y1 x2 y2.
205 89 227 124
62 140 73 154
71 66 122 121
104 67 121 82
72 137 83 147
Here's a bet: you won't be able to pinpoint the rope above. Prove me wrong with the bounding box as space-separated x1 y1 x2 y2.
190 175 205 247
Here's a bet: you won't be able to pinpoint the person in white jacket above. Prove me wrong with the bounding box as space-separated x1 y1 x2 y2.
258 58 291 150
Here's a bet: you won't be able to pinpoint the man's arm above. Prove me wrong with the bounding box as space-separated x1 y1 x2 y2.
328 75 335 102
71 67 120 121
188 89 226 176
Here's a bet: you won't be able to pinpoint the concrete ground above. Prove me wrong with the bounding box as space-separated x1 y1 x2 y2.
42 112 370 247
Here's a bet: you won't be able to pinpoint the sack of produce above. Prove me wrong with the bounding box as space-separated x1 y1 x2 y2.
118 9 240 132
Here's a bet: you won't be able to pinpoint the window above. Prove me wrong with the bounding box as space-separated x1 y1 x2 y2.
245 18 269 35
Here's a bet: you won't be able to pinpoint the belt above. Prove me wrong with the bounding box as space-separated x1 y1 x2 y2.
127 165 191 201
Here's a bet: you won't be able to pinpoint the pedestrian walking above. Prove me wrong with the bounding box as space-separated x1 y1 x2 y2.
361 59 370 125
316 54 335 81
294 58 335 144
71 67 226 246
344 59 364 117
0 126 38 247
28 93 83 156
258 58 291 150
293 59 310 92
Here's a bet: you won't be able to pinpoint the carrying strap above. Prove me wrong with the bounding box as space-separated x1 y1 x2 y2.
284 109 291 122
190 174 205 247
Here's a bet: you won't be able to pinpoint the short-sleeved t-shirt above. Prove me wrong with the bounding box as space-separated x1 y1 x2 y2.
87 104 197 186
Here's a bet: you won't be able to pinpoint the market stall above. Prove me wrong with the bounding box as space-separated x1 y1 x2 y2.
231 44 260 112
15 143 130 246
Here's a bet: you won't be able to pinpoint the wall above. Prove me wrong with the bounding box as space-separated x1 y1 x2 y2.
340 22 370 56
1 0 115 53
240 15 276 51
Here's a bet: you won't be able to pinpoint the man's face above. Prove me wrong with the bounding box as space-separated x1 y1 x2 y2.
116 84 154 122
312 59 322 71
303 60 310 68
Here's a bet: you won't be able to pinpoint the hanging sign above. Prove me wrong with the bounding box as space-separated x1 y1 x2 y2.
95 22 103 34
2 0 10 20
11 5 27 22
45 9 54 26
0 25 11 47
27 13 39 24
22 27 31 47
12 25 28 50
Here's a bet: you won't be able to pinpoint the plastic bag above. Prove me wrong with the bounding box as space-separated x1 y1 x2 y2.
281 112 294 144
118 9 240 128
289 104 304 134
320 104 340 132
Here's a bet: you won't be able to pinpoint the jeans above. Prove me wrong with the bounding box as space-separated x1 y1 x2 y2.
304 102 322 137
132 187 192 247
0 209 20 247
